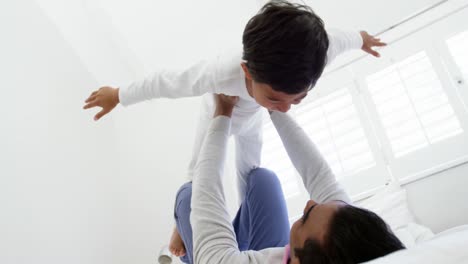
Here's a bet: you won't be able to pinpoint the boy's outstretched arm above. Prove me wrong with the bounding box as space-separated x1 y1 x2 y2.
82 54 233 121
327 29 386 64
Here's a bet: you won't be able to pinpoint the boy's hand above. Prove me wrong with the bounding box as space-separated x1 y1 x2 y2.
214 94 239 118
83 86 120 121
360 31 387 57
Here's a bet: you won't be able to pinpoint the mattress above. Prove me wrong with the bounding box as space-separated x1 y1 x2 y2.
364 225 468 263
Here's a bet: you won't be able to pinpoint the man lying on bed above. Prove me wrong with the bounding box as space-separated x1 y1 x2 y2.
173 94 405 264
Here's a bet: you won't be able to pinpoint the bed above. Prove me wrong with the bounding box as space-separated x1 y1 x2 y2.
365 225 468 263
358 183 468 263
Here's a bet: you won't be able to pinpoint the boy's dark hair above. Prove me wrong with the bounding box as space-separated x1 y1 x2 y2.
242 0 329 94
294 205 405 264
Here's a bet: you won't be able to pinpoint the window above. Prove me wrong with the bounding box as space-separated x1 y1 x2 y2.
447 30 468 80
262 3 468 209
295 87 375 179
261 120 300 198
366 51 463 158
262 70 392 200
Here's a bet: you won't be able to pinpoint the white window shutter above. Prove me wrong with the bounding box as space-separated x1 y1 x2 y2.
261 120 300 198
352 22 468 183
295 87 376 178
365 51 463 158
447 30 468 81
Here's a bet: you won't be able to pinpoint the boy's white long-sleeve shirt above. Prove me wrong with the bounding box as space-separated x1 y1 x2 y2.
119 29 363 201
191 112 350 264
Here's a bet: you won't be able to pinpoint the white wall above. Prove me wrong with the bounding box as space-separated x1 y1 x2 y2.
0 0 123 263
0 1 237 263
404 162 468 233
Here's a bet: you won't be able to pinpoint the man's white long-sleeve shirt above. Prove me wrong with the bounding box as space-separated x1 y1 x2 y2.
191 112 350 264
118 29 363 201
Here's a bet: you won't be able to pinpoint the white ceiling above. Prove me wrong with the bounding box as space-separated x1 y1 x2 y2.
304 0 444 31
36 0 443 85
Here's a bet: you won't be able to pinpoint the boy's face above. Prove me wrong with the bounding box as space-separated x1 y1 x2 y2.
241 63 307 112
249 81 307 112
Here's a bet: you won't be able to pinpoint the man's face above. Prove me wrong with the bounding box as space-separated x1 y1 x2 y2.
289 200 345 264
250 80 308 112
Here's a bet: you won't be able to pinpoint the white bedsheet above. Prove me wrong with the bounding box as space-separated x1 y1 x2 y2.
365 225 468 263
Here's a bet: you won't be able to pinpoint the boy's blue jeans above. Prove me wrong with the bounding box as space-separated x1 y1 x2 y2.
174 168 290 264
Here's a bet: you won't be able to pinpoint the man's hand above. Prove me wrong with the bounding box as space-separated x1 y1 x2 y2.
360 31 387 57
214 94 239 118
83 86 119 121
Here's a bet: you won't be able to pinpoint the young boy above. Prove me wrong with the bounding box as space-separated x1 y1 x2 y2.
83 1 385 259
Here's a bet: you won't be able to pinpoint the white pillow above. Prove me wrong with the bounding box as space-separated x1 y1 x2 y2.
357 183 434 247
363 225 468 264
393 223 434 247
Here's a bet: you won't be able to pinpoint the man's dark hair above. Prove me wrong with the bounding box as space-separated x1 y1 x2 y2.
294 205 405 264
242 0 329 94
